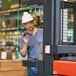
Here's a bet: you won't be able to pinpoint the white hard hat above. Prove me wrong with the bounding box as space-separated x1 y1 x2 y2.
22 12 33 23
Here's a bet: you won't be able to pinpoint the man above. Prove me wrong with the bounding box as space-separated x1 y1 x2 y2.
20 12 43 76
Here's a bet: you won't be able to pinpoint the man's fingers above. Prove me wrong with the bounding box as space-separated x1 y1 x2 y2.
23 36 29 43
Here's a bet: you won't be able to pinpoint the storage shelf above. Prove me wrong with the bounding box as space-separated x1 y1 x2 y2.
0 28 25 32
0 45 18 48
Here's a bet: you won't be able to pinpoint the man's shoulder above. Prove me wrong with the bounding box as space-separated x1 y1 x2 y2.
37 28 43 37
38 28 43 32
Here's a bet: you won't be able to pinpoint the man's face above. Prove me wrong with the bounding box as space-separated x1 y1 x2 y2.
22 20 34 31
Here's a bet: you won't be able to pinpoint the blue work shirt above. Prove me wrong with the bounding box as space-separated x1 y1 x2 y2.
20 28 43 60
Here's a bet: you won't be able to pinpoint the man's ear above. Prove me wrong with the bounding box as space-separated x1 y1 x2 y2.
33 20 36 25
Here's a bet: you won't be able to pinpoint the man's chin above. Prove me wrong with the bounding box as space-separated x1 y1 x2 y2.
28 29 33 31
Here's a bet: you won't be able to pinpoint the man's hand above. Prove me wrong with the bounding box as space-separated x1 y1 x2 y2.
23 36 29 44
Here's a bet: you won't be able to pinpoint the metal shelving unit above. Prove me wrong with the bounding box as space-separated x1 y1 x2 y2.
0 7 32 59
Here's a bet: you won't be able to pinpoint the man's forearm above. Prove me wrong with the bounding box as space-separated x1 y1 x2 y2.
21 43 28 56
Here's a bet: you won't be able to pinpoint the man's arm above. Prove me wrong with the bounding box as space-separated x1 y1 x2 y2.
21 43 28 56
20 36 29 56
